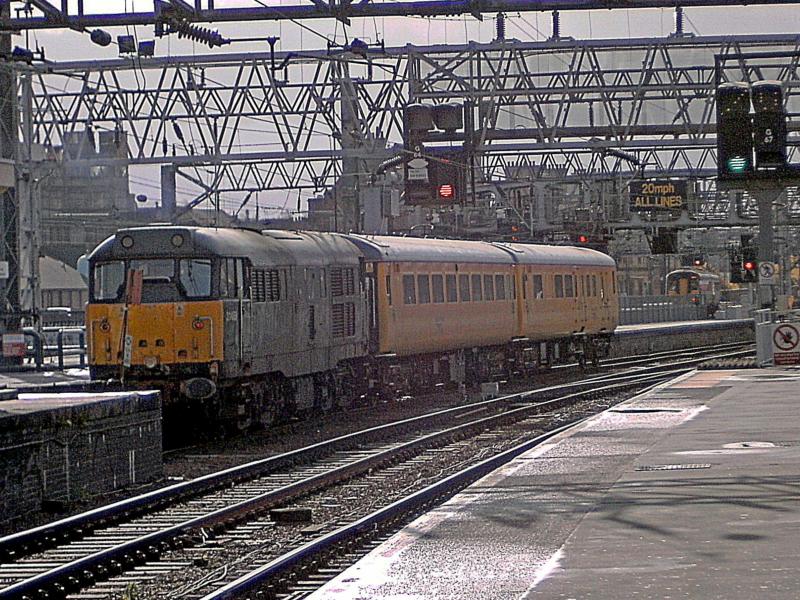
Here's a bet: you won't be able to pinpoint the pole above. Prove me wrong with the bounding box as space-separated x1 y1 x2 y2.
753 184 781 308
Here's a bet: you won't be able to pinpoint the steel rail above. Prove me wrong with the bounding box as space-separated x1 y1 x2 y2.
200 375 680 600
0 368 682 600
0 341 750 565
3 346 754 597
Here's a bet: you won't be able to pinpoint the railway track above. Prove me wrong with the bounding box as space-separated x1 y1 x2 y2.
0 344 752 600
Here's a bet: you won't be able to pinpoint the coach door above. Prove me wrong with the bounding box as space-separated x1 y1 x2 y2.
577 269 589 326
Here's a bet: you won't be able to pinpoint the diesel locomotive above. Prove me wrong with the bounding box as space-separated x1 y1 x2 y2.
87 226 619 429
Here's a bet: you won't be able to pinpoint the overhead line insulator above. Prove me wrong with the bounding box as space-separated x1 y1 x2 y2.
167 19 231 48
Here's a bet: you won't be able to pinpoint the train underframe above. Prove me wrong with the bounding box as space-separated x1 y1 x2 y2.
95 332 612 438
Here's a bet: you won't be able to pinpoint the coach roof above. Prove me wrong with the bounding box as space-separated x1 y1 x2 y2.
346 235 615 267
345 235 514 264
497 242 617 267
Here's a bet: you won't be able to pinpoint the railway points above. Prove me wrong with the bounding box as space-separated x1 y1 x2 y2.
303 367 800 600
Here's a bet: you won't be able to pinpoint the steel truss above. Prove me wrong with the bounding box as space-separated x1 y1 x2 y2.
2 0 797 30
22 33 800 222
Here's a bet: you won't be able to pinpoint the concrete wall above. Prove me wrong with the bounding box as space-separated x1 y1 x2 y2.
610 319 754 358
0 392 162 526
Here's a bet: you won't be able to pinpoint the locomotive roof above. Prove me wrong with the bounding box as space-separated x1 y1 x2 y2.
88 226 361 266
346 235 616 267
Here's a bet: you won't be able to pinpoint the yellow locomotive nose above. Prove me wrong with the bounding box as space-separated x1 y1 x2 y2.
87 301 223 368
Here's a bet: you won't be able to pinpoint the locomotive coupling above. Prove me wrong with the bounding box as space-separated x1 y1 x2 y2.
181 377 217 400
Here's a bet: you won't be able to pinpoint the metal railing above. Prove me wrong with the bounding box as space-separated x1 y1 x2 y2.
25 326 86 369
619 295 708 325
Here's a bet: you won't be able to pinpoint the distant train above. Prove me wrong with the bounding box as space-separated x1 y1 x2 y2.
87 227 619 429
666 268 721 308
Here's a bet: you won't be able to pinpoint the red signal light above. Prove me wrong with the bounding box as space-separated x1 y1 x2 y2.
577 234 589 244
437 184 454 199
743 260 756 271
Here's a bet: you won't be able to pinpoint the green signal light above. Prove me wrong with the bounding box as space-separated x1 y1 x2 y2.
726 156 749 174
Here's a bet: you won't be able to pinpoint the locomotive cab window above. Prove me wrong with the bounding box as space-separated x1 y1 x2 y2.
91 258 213 303
179 259 212 298
92 261 125 301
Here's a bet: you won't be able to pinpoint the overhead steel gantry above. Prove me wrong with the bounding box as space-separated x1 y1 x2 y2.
1 0 798 30
19 34 800 225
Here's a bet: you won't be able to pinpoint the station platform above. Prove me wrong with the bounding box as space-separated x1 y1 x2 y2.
0 366 89 393
309 368 800 599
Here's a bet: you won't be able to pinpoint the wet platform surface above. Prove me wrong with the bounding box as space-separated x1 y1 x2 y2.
310 368 800 599
0 367 90 395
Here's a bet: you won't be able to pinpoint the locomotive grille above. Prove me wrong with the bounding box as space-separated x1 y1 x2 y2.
252 268 282 302
331 267 355 297
332 302 356 337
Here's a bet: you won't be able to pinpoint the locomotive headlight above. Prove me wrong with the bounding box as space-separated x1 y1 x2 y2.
144 355 158 369
171 233 184 248
120 235 134 249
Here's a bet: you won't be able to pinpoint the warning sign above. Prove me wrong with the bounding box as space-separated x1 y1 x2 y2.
772 323 800 365
758 262 776 284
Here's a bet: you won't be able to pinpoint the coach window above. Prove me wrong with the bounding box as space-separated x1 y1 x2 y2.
555 275 564 298
471 274 483 301
403 274 416 304
446 274 458 302
432 274 445 303
418 274 431 304
459 274 471 302
612 275 617 294
592 275 598 297
533 274 544 299
522 274 528 300
564 274 574 298
483 275 495 301
495 275 506 300
386 275 393 306
600 274 606 299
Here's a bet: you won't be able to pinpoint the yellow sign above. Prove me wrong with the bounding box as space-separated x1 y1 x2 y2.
629 180 687 212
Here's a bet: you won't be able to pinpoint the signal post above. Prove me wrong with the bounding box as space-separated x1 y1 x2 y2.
716 79 799 308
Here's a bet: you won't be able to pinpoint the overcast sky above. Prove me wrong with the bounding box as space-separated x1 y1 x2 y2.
10 1 800 214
